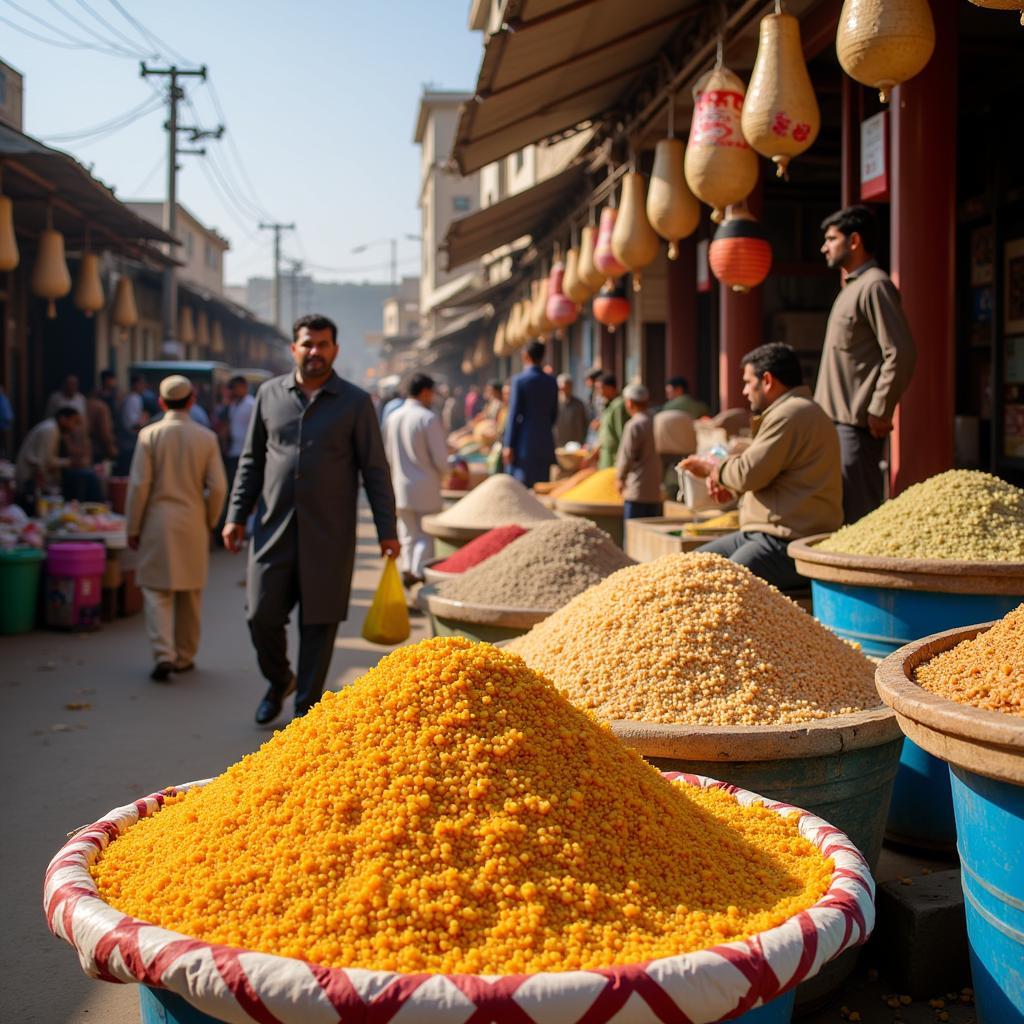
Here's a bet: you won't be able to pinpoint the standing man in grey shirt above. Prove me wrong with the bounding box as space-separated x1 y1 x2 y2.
223 314 400 725
815 205 916 524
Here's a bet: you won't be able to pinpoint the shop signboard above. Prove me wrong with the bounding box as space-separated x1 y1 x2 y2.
860 111 889 202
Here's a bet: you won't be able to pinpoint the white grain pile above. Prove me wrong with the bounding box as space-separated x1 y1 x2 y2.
432 475 557 529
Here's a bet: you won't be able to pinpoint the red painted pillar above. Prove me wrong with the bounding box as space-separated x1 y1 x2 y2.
718 178 764 411
665 239 698 387
599 323 614 377
840 76 861 209
889 1 957 492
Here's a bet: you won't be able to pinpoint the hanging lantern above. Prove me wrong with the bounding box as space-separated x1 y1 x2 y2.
196 310 210 349
32 222 72 319
0 194 18 271
967 0 1023 25
708 206 773 293
73 253 104 317
837 0 935 103
647 136 700 260
611 172 661 292
741 11 821 179
471 335 490 370
211 320 225 354
591 280 631 332
563 247 590 304
684 63 760 222
545 261 578 328
111 275 139 328
593 206 627 280
577 222 605 292
461 354 474 376
178 305 196 344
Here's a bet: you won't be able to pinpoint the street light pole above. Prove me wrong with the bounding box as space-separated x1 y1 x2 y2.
351 234 421 291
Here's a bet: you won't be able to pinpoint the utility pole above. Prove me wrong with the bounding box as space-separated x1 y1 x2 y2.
286 258 305 324
141 62 223 351
259 222 295 330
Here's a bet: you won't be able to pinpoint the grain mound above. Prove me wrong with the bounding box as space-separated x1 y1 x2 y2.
819 470 1024 562
507 552 879 726
432 474 556 529
915 604 1024 717
91 638 832 975
559 467 623 505
437 519 635 608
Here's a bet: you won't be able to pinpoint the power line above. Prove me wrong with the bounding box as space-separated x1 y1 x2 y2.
1 0 136 55
45 0 146 57
0 6 126 51
107 0 193 65
40 93 162 142
130 151 164 195
74 0 157 57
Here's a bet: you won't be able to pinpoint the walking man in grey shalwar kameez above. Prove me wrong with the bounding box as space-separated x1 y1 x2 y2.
223 313 400 724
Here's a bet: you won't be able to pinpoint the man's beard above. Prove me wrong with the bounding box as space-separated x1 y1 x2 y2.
301 357 329 379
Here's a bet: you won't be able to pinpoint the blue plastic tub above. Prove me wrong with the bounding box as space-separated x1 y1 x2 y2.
950 766 1024 1023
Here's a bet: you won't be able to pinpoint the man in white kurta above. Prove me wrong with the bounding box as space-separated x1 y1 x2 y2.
383 373 449 584
126 375 227 681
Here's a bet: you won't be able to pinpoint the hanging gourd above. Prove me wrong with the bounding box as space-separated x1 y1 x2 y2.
196 310 210 349
611 171 661 292
111 275 139 328
545 260 578 328
32 210 72 319
492 318 507 358
684 52 760 223
73 253 105 317
506 300 522 351
592 280 631 332
967 0 1024 25
577 223 605 294
0 193 18 272
178 305 196 344
527 275 554 338
836 0 935 103
647 97 700 260
472 335 490 370
563 246 590 305
741 6 820 179
708 205 773 293
461 354 474 376
593 206 627 280
211 320 225 354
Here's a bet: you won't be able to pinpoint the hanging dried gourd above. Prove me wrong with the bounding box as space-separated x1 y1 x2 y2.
528 275 554 337
593 206 627 280
73 253 105 317
563 246 590 305
577 222 605 293
611 171 661 292
492 318 507 358
592 280 631 332
196 310 210 348
111 275 139 328
472 334 490 370
708 204 773 293
647 98 700 260
506 300 522 351
32 211 72 319
967 0 1024 26
836 0 935 103
741 7 820 179
178 305 196 344
461 354 474 376
684 57 760 223
545 260 578 328
0 192 18 272
211 320 225 354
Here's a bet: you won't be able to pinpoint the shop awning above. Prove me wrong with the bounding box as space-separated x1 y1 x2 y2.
0 124 176 252
444 161 586 270
452 0 699 175
415 305 494 350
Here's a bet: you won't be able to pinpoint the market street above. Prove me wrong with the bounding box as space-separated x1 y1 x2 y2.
2 508 431 1024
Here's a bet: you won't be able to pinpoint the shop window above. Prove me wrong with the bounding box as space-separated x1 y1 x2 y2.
453 195 471 213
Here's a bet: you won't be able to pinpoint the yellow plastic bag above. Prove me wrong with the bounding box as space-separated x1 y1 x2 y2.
361 557 410 645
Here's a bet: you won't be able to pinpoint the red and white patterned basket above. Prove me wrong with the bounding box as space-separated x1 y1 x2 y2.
44 773 875 1024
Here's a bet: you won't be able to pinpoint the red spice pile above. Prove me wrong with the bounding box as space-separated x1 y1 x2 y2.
434 525 527 573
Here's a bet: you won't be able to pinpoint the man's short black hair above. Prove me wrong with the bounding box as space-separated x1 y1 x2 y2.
408 373 434 397
488 379 502 391
130 374 145 387
100 369 115 384
229 375 248 389
164 395 191 410
600 373 617 388
525 339 546 364
667 376 689 391
585 366 602 382
741 342 803 389
55 405 80 421
821 205 878 256
293 313 338 344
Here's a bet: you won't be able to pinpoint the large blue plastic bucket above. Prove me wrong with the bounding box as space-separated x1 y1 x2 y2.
950 767 1024 1023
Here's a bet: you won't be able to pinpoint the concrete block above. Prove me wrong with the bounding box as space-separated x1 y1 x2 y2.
868 869 970 999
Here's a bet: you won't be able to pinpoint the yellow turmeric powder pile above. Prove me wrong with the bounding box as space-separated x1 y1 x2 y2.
915 604 1024 717
92 638 832 974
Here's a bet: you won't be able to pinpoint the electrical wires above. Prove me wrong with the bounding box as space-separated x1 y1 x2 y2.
40 93 163 143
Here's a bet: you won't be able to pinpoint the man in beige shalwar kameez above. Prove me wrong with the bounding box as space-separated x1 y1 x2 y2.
126 375 227 681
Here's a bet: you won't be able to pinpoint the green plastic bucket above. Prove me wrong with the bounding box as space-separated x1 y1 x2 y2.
0 547 45 634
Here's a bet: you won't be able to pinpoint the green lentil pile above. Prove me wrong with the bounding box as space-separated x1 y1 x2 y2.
819 470 1024 561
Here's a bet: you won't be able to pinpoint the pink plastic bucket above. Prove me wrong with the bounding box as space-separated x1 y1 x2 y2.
45 541 106 630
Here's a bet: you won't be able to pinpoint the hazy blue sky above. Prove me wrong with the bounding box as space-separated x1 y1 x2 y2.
6 1 482 285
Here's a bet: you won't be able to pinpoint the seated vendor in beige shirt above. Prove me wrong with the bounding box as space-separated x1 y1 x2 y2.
681 342 842 591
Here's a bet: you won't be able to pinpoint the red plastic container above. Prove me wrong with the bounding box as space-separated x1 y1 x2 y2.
107 477 129 515
45 542 106 630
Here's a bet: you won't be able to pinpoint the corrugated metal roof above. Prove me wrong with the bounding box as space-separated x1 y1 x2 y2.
452 0 699 175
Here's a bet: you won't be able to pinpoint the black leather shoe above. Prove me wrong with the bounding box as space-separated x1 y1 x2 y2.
172 662 195 673
255 675 297 725
150 661 174 682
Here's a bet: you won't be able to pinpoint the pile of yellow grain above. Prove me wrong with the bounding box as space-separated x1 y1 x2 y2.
819 470 1024 561
91 638 832 975
507 553 879 726
558 467 623 506
915 604 1024 717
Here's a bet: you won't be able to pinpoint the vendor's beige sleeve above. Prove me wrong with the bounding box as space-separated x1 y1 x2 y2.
718 415 793 495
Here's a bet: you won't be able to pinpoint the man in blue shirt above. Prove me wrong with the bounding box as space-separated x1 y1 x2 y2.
503 339 558 488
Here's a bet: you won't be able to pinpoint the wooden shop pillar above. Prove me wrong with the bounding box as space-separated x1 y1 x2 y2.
665 239 698 391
